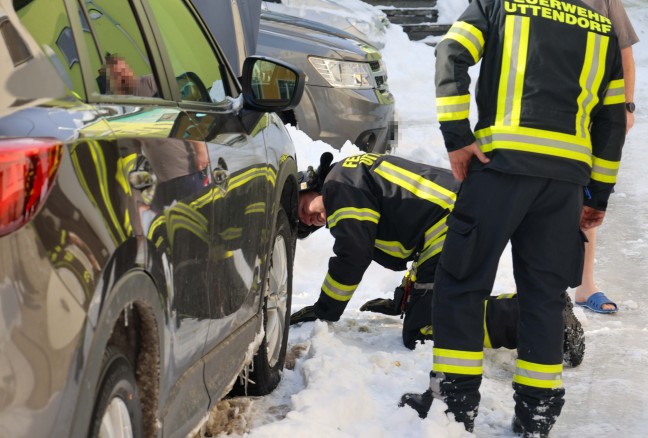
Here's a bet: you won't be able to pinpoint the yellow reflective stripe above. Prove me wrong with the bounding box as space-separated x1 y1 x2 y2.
497 293 516 299
434 348 483 360
497 15 530 127
374 239 415 258
172 202 208 230
424 217 448 246
374 161 456 210
167 218 209 246
116 153 137 195
433 348 483 375
219 227 243 240
245 202 266 215
154 235 165 248
229 167 273 190
191 186 221 209
476 126 592 165
483 300 492 348
417 233 446 266
442 21 485 63
437 95 470 106
327 207 380 228
437 94 471 122
220 250 234 260
591 156 620 183
603 79 625 105
576 32 608 138
517 359 562 373
194 166 275 210
514 359 563 389
514 375 563 389
166 209 209 247
322 272 358 301
123 208 132 235
147 215 166 240
87 141 127 243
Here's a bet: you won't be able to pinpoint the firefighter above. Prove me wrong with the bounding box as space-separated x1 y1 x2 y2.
399 1 626 436
290 152 584 365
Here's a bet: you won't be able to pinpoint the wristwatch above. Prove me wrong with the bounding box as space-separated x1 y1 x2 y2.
626 102 635 113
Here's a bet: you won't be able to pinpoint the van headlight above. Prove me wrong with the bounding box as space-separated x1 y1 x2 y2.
308 57 375 89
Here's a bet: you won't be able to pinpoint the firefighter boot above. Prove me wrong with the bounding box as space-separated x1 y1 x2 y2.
512 384 565 438
562 292 585 367
400 372 478 433
512 415 543 438
398 388 433 418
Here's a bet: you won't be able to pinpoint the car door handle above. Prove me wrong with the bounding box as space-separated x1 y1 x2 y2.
211 168 229 185
128 170 154 190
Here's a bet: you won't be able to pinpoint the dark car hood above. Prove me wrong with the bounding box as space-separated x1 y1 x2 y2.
260 10 373 46
259 11 379 62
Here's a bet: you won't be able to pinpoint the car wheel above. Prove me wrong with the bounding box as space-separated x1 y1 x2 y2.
89 347 143 438
246 207 294 395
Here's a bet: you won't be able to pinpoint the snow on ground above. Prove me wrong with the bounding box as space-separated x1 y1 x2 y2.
215 1 648 437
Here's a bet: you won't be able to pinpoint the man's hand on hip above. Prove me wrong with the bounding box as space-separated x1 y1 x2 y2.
448 142 490 181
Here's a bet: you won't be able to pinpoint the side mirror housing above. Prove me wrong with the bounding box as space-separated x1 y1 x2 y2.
240 56 305 112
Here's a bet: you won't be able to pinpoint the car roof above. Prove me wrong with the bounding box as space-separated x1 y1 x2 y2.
258 11 380 60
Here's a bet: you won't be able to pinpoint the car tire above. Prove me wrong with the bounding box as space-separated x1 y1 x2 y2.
89 347 143 438
244 207 294 396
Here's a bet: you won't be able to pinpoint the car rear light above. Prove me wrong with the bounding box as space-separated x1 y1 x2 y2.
0 138 63 237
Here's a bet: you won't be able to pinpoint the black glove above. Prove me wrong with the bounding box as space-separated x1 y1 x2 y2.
359 298 401 316
290 305 319 325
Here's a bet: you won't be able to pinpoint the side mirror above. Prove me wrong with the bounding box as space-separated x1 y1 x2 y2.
240 56 305 112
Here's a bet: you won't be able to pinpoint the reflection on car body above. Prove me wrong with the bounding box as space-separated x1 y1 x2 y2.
0 0 304 436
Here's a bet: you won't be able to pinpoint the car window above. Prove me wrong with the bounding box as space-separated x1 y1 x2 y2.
13 0 85 98
82 0 158 98
148 0 227 104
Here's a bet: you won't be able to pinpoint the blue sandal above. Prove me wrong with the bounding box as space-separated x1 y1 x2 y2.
576 292 618 314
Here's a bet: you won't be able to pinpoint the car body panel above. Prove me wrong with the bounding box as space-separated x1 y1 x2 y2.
0 0 301 436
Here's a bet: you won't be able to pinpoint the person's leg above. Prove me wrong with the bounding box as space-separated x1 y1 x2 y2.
484 294 518 349
509 178 583 436
429 170 530 431
577 227 598 296
575 227 617 312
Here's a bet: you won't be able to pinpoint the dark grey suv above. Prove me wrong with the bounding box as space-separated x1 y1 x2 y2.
0 0 304 436
257 11 396 153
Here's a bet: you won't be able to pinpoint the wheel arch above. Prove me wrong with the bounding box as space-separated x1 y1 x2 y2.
273 153 299 241
70 269 164 438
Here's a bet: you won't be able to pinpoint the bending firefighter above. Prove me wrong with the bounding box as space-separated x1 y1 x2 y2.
291 152 584 366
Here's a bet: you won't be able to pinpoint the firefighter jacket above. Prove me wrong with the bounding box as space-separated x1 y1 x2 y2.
435 0 626 211
313 153 460 321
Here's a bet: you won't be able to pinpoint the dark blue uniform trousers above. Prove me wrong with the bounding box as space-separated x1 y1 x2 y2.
431 168 585 434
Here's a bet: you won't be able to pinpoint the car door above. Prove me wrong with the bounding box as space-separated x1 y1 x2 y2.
72 0 217 430
144 0 275 397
